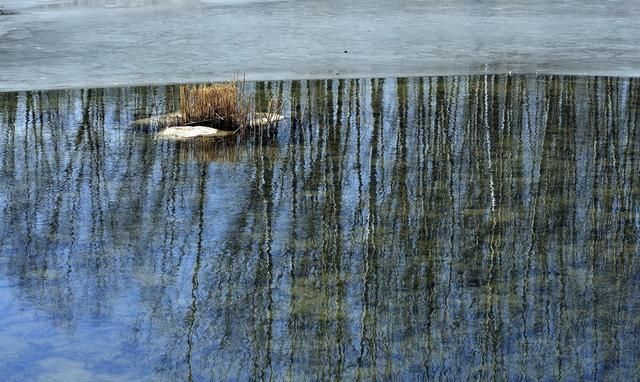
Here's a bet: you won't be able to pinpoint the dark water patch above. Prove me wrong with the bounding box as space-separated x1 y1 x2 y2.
0 75 639 381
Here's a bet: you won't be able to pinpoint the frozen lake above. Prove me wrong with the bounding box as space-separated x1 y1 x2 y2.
1 0 639 91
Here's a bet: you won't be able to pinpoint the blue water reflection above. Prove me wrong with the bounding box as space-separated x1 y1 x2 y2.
0 75 639 381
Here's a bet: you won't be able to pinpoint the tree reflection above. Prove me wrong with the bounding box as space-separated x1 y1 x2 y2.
0 75 639 381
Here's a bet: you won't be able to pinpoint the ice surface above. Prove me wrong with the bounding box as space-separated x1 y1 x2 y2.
1 0 639 91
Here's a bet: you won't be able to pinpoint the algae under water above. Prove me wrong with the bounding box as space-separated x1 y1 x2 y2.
0 75 639 381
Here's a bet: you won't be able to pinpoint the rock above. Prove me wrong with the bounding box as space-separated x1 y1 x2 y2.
249 112 284 127
133 112 182 126
156 125 234 140
135 112 282 128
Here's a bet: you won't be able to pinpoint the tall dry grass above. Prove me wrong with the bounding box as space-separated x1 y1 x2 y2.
179 80 248 129
178 79 283 132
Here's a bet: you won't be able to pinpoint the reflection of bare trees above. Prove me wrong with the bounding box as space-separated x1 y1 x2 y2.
0 75 639 380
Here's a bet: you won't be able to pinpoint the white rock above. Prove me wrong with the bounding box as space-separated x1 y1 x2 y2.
156 125 234 140
133 112 182 126
249 113 284 127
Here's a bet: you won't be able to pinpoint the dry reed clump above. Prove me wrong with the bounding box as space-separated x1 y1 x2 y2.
179 80 248 130
176 79 284 135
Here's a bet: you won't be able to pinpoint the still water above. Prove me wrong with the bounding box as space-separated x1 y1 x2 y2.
0 75 639 381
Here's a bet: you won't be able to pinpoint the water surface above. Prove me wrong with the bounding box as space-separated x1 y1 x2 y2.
1 75 639 381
